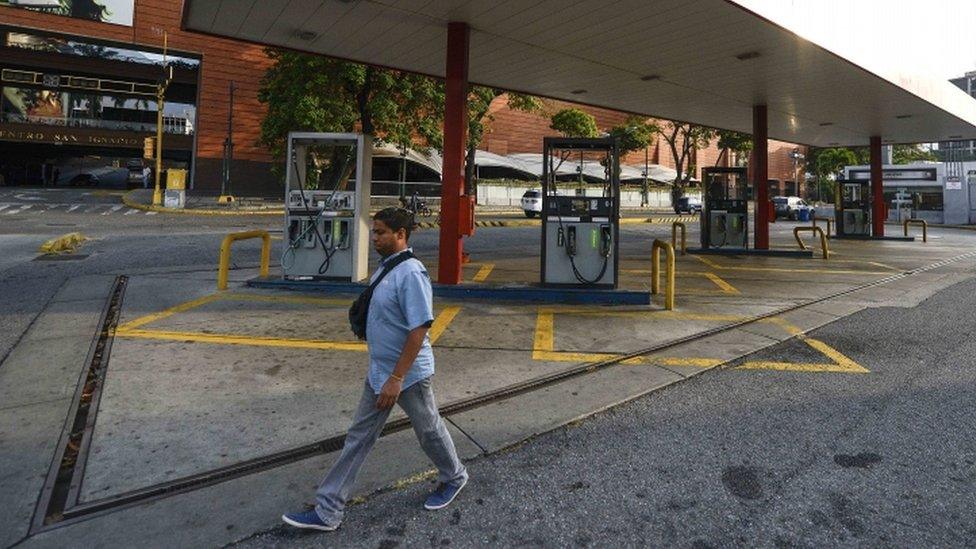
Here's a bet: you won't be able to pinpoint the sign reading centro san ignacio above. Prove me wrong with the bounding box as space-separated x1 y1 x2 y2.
0 125 193 150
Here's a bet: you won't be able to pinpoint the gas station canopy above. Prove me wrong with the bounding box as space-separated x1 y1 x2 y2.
182 0 976 147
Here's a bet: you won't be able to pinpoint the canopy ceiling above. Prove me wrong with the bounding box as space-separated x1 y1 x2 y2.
183 0 976 147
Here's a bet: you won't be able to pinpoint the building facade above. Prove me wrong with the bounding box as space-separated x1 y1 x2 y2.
939 71 976 162
1 0 805 196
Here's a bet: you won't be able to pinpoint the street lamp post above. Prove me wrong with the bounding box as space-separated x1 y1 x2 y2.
152 32 172 207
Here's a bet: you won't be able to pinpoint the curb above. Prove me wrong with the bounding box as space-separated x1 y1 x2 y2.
121 190 284 217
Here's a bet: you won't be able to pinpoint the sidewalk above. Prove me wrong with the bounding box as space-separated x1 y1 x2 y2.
121 189 682 221
5 225 976 547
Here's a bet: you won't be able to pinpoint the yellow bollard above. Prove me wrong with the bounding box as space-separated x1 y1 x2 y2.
671 221 686 255
812 216 833 237
651 239 676 310
903 219 927 243
793 226 829 259
218 230 271 290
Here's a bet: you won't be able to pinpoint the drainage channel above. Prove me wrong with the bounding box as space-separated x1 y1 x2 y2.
31 250 976 533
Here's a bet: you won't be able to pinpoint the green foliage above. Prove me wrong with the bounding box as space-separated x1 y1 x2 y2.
257 49 444 166
549 108 599 138
893 144 937 164
608 116 658 155
715 130 752 165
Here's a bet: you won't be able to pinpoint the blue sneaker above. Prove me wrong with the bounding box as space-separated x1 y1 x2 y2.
281 509 339 532
424 477 468 510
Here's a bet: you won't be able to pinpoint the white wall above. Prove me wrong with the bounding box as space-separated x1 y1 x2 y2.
477 184 701 208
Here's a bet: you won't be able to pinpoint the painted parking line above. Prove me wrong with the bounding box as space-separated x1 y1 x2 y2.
531 307 868 374
114 291 463 351
0 205 9 212
67 205 82 212
471 263 495 282
102 205 124 215
124 208 140 215
693 254 894 275
703 272 739 294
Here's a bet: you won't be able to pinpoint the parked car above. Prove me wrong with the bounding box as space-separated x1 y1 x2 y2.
772 196 814 220
521 189 542 218
674 196 702 214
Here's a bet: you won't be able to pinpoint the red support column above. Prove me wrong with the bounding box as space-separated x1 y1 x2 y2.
753 105 769 250
870 135 885 237
438 22 469 285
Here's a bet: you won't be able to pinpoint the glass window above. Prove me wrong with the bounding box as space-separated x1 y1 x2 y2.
4 32 199 70
0 1 135 27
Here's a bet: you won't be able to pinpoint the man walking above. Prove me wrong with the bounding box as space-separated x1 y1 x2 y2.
283 207 468 532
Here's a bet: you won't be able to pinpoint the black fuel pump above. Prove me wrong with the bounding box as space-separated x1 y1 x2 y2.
834 178 872 236
700 167 749 249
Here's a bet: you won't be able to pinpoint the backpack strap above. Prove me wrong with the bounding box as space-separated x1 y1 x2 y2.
367 251 415 292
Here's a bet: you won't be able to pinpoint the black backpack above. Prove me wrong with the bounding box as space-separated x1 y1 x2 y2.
348 251 415 340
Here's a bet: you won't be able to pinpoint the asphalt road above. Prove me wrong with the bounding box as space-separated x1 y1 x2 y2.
4 187 972 547
235 273 976 548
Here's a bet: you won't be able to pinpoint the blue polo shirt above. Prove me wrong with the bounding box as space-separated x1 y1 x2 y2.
365 248 435 393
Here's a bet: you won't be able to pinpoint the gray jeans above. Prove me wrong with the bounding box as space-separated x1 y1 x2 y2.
314 377 468 525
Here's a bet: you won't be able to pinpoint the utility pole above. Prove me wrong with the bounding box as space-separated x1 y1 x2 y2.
152 32 172 206
219 81 235 203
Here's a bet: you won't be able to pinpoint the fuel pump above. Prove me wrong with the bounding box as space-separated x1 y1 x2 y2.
700 167 749 249
834 178 871 236
282 133 372 281
540 137 619 288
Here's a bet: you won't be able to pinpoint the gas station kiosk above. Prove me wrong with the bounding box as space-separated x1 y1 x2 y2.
281 132 372 282
698 167 750 250
540 137 620 289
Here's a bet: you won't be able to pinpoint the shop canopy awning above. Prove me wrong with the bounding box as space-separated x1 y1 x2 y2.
183 0 976 147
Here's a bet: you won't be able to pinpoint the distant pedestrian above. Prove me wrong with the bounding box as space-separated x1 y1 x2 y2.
282 207 468 532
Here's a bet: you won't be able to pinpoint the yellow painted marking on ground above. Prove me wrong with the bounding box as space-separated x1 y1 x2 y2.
532 350 631 363
532 311 555 359
736 361 860 373
656 357 724 367
801 337 869 372
703 272 740 294
270 235 282 241
429 306 461 344
693 254 891 275
114 328 368 352
471 263 495 282
115 293 222 331
738 317 868 373
220 293 350 306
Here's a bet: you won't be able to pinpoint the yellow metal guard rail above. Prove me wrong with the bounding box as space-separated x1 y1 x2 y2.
671 221 687 255
651 239 676 310
793 226 829 259
903 218 927 243
218 230 271 290
812 216 833 237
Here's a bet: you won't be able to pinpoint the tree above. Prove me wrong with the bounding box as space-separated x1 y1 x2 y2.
257 49 444 187
807 147 859 201
893 144 937 164
655 122 716 205
465 88 544 194
609 116 658 205
715 130 752 167
549 108 599 138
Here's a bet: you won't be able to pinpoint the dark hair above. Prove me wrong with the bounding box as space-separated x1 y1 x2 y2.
373 207 416 239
